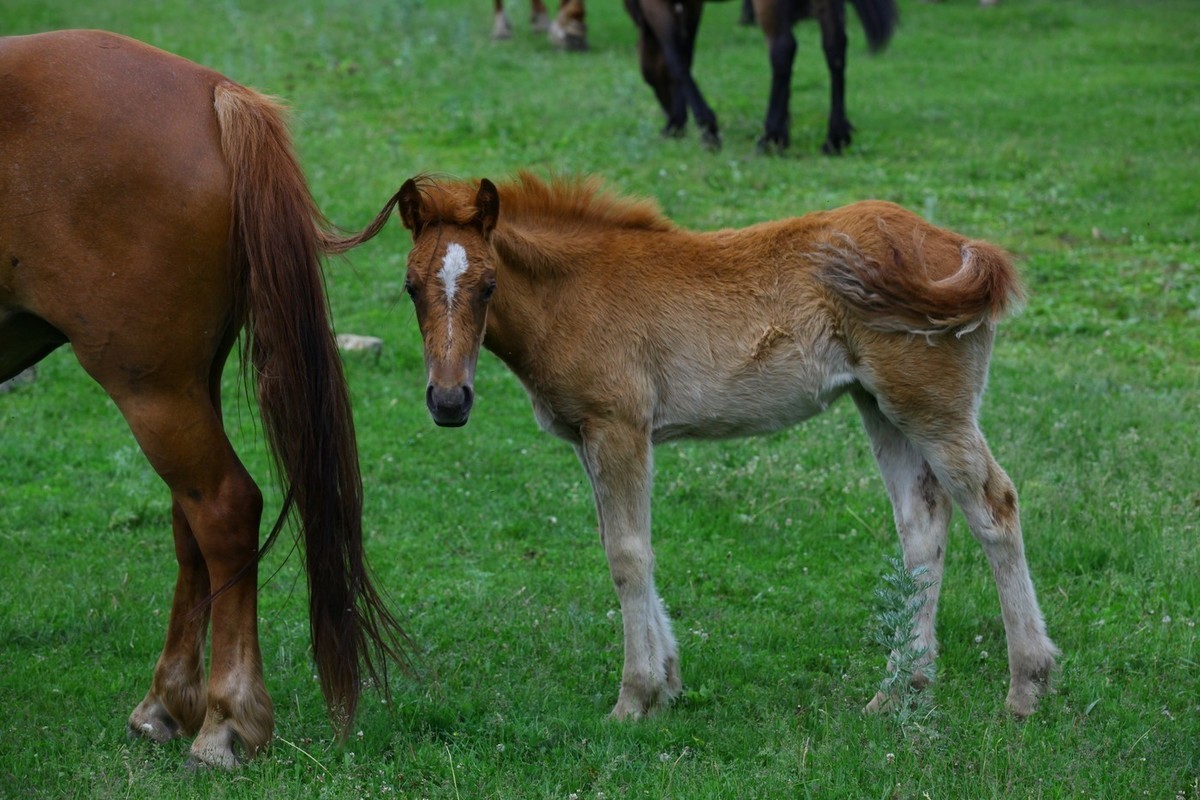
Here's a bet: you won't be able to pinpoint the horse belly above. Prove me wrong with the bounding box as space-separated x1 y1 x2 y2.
651 351 857 443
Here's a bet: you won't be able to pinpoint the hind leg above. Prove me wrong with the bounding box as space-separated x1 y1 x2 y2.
127 499 210 743
854 390 953 711
893 410 1058 716
106 385 273 766
926 431 1057 715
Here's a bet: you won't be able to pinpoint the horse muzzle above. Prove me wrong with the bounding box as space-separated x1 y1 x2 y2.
426 383 473 427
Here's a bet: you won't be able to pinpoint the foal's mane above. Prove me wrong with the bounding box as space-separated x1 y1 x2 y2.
411 172 674 277
497 172 675 277
496 171 674 234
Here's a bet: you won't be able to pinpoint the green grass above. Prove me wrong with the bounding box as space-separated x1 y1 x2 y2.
2 0 1198 797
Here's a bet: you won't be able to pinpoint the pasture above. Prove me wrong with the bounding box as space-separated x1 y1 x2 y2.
1 0 1197 797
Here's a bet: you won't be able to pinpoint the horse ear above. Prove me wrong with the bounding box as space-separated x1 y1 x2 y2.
475 178 500 238
398 178 424 239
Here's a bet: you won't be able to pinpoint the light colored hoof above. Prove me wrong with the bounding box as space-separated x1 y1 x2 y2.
491 12 513 40
610 696 650 721
530 10 551 32
548 20 587 52
189 726 243 770
863 690 890 715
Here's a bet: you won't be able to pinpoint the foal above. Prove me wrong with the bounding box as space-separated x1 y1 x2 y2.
392 172 1057 718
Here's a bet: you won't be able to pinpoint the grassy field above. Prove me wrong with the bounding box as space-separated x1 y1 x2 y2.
2 0 1198 797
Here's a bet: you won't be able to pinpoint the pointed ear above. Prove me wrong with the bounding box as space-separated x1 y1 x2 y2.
475 178 500 238
398 178 424 239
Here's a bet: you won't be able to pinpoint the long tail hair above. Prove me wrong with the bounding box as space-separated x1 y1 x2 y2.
213 81 407 734
849 0 900 53
818 232 1025 336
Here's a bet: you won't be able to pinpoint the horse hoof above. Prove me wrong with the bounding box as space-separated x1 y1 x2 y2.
863 691 885 714
700 130 722 152
189 729 243 770
128 717 180 744
549 20 587 52
128 697 184 744
661 123 687 140
756 136 789 156
821 139 848 156
491 13 514 40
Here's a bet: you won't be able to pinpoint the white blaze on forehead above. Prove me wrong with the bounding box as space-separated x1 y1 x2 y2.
438 242 469 308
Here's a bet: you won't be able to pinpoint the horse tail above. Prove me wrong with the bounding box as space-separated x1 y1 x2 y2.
212 81 409 735
816 226 1025 337
848 0 899 53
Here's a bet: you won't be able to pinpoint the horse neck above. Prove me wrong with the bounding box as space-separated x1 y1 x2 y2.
482 226 560 375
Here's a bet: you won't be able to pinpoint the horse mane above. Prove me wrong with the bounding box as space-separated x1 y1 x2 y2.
407 172 675 277
500 172 676 276
496 171 674 233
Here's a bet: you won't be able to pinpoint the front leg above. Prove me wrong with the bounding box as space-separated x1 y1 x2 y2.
575 420 681 719
753 0 797 153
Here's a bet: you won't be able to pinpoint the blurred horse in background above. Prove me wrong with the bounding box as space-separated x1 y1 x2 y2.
625 0 898 153
492 0 588 51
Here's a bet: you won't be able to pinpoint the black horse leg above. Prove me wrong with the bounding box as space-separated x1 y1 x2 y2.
818 0 853 154
676 0 720 148
759 26 797 152
752 0 798 153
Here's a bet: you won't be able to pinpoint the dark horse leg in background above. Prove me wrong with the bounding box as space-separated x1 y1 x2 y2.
624 0 721 149
756 0 897 154
625 0 895 153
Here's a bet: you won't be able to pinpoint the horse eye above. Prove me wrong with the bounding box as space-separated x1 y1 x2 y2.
404 279 418 299
480 279 496 302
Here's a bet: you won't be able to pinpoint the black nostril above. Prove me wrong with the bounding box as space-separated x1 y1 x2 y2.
426 383 473 427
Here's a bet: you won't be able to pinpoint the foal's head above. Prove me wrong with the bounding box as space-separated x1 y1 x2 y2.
397 177 499 427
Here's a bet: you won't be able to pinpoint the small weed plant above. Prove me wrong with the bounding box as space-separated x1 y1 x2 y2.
870 555 939 739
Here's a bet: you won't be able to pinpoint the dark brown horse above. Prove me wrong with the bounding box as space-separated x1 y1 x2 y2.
0 30 406 767
625 0 898 153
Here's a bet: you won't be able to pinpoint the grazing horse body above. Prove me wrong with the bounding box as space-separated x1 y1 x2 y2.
394 172 1057 719
0 30 405 766
492 0 588 51
625 0 898 153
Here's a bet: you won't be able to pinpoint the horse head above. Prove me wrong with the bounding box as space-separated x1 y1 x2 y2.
398 177 499 427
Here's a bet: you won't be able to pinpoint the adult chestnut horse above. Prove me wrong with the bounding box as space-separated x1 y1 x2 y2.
0 30 406 767
393 172 1057 719
625 0 898 153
